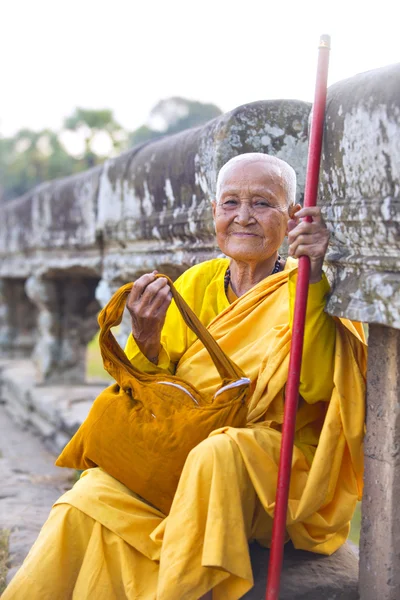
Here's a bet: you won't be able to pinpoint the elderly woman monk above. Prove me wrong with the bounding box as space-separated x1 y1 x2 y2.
3 153 366 600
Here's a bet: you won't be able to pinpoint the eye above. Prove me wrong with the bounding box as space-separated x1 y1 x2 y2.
222 198 238 206
254 199 271 208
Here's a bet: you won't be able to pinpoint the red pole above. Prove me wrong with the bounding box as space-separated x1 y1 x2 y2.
265 34 331 600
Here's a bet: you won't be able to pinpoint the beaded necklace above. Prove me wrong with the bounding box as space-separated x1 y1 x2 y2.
224 255 282 293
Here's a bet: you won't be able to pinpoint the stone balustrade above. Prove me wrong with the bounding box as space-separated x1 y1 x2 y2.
0 99 310 374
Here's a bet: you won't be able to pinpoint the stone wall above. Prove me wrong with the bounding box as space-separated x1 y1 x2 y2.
320 64 400 328
319 63 400 600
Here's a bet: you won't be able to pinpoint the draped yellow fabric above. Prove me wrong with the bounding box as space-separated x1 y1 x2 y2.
55 276 251 515
3 258 367 600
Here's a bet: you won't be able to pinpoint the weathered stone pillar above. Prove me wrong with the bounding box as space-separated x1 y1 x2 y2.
0 278 37 358
60 277 101 381
0 279 10 356
359 325 400 599
25 276 58 381
25 274 100 383
320 63 400 600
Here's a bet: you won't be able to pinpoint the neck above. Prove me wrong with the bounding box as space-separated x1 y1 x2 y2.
229 253 280 297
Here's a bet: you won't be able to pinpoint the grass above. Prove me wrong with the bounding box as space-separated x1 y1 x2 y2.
0 529 10 595
349 502 361 546
86 332 113 382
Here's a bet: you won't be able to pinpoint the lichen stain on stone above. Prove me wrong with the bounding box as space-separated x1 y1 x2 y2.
381 197 392 221
339 104 400 200
164 178 175 208
292 119 303 133
151 226 162 240
194 169 211 197
261 135 271 146
98 169 123 225
141 181 154 217
122 180 142 220
320 65 400 328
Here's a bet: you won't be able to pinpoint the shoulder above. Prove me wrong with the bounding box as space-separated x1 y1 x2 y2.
174 258 229 292
172 258 230 316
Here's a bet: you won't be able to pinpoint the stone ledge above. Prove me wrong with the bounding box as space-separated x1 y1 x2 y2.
0 359 106 453
244 542 358 599
0 406 75 586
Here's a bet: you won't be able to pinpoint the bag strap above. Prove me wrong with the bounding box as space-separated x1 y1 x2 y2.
98 275 244 383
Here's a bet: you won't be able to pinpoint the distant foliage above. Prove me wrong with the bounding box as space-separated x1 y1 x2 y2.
64 108 126 169
129 97 222 146
128 125 163 147
0 129 77 201
1 98 222 201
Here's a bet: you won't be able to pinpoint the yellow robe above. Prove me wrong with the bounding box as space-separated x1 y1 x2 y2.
3 258 367 600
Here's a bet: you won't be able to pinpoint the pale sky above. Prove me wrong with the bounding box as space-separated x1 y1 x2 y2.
2 0 399 138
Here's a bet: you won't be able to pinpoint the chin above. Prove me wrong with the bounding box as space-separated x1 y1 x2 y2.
221 242 276 263
224 249 268 262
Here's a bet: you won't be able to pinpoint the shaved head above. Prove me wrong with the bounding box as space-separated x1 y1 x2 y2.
216 153 296 206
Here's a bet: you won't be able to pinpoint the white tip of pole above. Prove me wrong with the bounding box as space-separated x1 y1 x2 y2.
319 34 331 48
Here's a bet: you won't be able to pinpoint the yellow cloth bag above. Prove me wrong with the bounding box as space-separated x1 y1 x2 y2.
56 275 250 514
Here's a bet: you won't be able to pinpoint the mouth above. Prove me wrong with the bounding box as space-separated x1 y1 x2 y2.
230 232 259 237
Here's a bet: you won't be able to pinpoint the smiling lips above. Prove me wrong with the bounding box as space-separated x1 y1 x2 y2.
230 231 260 237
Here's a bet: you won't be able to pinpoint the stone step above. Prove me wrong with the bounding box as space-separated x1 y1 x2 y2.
0 358 106 453
244 542 358 599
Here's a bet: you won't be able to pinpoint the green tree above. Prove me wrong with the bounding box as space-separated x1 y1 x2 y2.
1 100 222 201
130 97 222 147
129 125 163 147
64 108 125 168
0 129 77 201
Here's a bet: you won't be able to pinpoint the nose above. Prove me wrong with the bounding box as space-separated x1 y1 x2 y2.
234 203 255 225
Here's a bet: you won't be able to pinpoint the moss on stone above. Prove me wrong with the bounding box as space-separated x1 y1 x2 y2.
0 529 10 595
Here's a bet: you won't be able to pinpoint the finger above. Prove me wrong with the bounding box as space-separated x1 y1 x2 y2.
290 243 324 259
295 207 325 223
287 220 322 242
127 273 157 309
138 277 170 306
289 232 314 251
290 238 329 259
287 218 298 233
289 233 322 256
137 291 172 327
149 285 173 314
132 273 157 297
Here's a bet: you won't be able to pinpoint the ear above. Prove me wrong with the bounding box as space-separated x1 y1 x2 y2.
286 203 301 235
211 200 217 220
288 203 302 219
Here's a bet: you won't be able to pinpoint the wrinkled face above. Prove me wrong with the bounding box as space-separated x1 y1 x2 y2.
212 160 289 263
